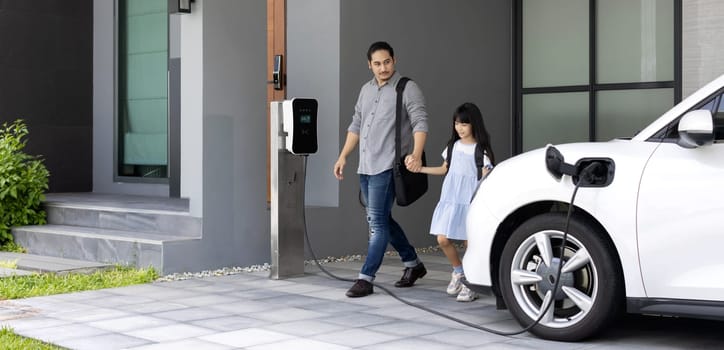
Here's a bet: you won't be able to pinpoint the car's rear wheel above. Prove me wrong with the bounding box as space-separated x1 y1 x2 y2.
499 212 622 341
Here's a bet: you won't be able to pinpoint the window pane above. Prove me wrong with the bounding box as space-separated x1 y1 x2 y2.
597 0 674 83
522 92 589 151
118 0 168 178
712 95 724 141
523 0 589 88
596 88 674 140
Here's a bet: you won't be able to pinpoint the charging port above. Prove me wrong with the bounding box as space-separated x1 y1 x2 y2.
572 158 615 187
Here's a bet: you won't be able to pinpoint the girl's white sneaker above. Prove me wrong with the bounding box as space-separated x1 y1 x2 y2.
456 285 478 302
447 272 464 295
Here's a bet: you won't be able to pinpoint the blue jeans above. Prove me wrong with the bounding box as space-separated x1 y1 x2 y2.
359 169 419 281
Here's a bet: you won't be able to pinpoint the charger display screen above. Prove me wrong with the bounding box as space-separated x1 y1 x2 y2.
287 98 318 154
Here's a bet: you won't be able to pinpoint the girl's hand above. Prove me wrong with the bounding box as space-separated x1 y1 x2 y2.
482 164 493 178
405 154 423 172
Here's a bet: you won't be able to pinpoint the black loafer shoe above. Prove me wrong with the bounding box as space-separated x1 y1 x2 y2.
394 262 427 288
346 279 374 297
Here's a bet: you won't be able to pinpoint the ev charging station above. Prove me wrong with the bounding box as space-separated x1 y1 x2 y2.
269 98 318 279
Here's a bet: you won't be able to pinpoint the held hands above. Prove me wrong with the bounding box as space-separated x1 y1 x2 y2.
405 154 423 173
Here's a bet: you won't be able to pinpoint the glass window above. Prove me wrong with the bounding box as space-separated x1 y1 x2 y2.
596 88 673 140
597 0 674 84
517 0 677 153
118 0 168 178
523 92 589 151
522 0 589 88
711 95 724 141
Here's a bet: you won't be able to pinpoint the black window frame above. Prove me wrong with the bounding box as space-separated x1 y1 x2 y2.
513 0 682 154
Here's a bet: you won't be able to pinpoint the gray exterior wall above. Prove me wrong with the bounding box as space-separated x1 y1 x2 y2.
52 0 724 272
178 0 513 268
301 0 513 258
0 0 93 193
287 0 341 207
200 0 269 268
166 0 271 271
682 0 724 97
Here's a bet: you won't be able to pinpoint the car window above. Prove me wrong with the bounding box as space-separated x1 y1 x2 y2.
714 95 724 141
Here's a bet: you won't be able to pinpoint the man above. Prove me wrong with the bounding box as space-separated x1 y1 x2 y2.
333 41 428 297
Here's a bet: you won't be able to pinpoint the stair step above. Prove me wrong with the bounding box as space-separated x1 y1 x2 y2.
15 225 196 243
12 225 199 272
0 251 111 274
44 194 200 237
44 193 190 212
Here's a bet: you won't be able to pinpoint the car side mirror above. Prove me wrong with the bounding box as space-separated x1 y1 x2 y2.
677 109 714 148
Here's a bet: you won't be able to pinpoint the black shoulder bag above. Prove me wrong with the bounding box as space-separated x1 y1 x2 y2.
393 77 428 206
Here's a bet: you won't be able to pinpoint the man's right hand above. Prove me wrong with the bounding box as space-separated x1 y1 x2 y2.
333 157 346 180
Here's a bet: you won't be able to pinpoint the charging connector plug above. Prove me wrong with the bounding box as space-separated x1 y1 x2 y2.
579 162 604 186
546 146 615 187
573 159 614 187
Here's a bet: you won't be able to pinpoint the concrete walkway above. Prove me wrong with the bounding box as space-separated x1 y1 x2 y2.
1 251 722 349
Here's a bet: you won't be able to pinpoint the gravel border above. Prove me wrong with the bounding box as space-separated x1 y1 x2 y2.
155 244 455 282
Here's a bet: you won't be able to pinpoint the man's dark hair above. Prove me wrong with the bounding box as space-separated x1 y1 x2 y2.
367 41 394 61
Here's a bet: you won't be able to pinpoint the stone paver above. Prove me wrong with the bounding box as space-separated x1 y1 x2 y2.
1 252 723 349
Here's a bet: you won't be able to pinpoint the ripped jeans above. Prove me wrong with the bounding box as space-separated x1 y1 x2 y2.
359 169 419 281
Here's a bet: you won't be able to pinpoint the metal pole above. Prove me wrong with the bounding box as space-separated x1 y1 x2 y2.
269 101 305 279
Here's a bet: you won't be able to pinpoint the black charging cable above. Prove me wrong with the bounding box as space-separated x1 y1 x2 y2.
301 155 601 336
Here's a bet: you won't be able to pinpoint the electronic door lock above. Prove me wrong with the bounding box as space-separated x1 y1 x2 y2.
269 54 283 90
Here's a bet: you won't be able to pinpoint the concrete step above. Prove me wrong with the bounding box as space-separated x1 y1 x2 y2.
0 251 111 276
44 193 201 238
11 225 199 273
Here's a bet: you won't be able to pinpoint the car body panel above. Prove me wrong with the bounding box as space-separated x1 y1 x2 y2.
637 141 724 300
464 140 659 298
464 73 724 315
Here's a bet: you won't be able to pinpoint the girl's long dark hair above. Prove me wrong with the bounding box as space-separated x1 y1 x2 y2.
446 102 495 165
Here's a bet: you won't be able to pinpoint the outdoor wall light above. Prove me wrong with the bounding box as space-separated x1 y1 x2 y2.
169 0 193 14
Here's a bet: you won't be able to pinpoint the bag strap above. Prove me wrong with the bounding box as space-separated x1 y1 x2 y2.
474 144 485 180
395 77 411 163
447 141 486 180
445 141 454 171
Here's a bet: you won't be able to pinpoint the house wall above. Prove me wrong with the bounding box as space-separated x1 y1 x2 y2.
0 0 93 193
170 0 513 269
200 0 269 267
682 0 724 97
287 0 341 207
94 0 724 271
297 0 514 258
164 0 270 271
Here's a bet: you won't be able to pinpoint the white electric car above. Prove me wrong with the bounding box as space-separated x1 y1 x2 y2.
463 73 724 341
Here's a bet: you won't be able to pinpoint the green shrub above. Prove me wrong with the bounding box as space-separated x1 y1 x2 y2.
0 120 49 245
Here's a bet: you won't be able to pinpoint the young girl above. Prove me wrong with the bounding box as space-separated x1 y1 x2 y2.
417 102 495 302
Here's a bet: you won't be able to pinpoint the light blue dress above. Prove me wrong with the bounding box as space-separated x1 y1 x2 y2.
429 141 490 240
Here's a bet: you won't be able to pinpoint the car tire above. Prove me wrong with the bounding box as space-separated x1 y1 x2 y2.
499 212 623 341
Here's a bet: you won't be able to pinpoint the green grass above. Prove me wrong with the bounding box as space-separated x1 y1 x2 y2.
0 259 17 269
0 266 158 300
0 242 25 253
0 326 65 349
